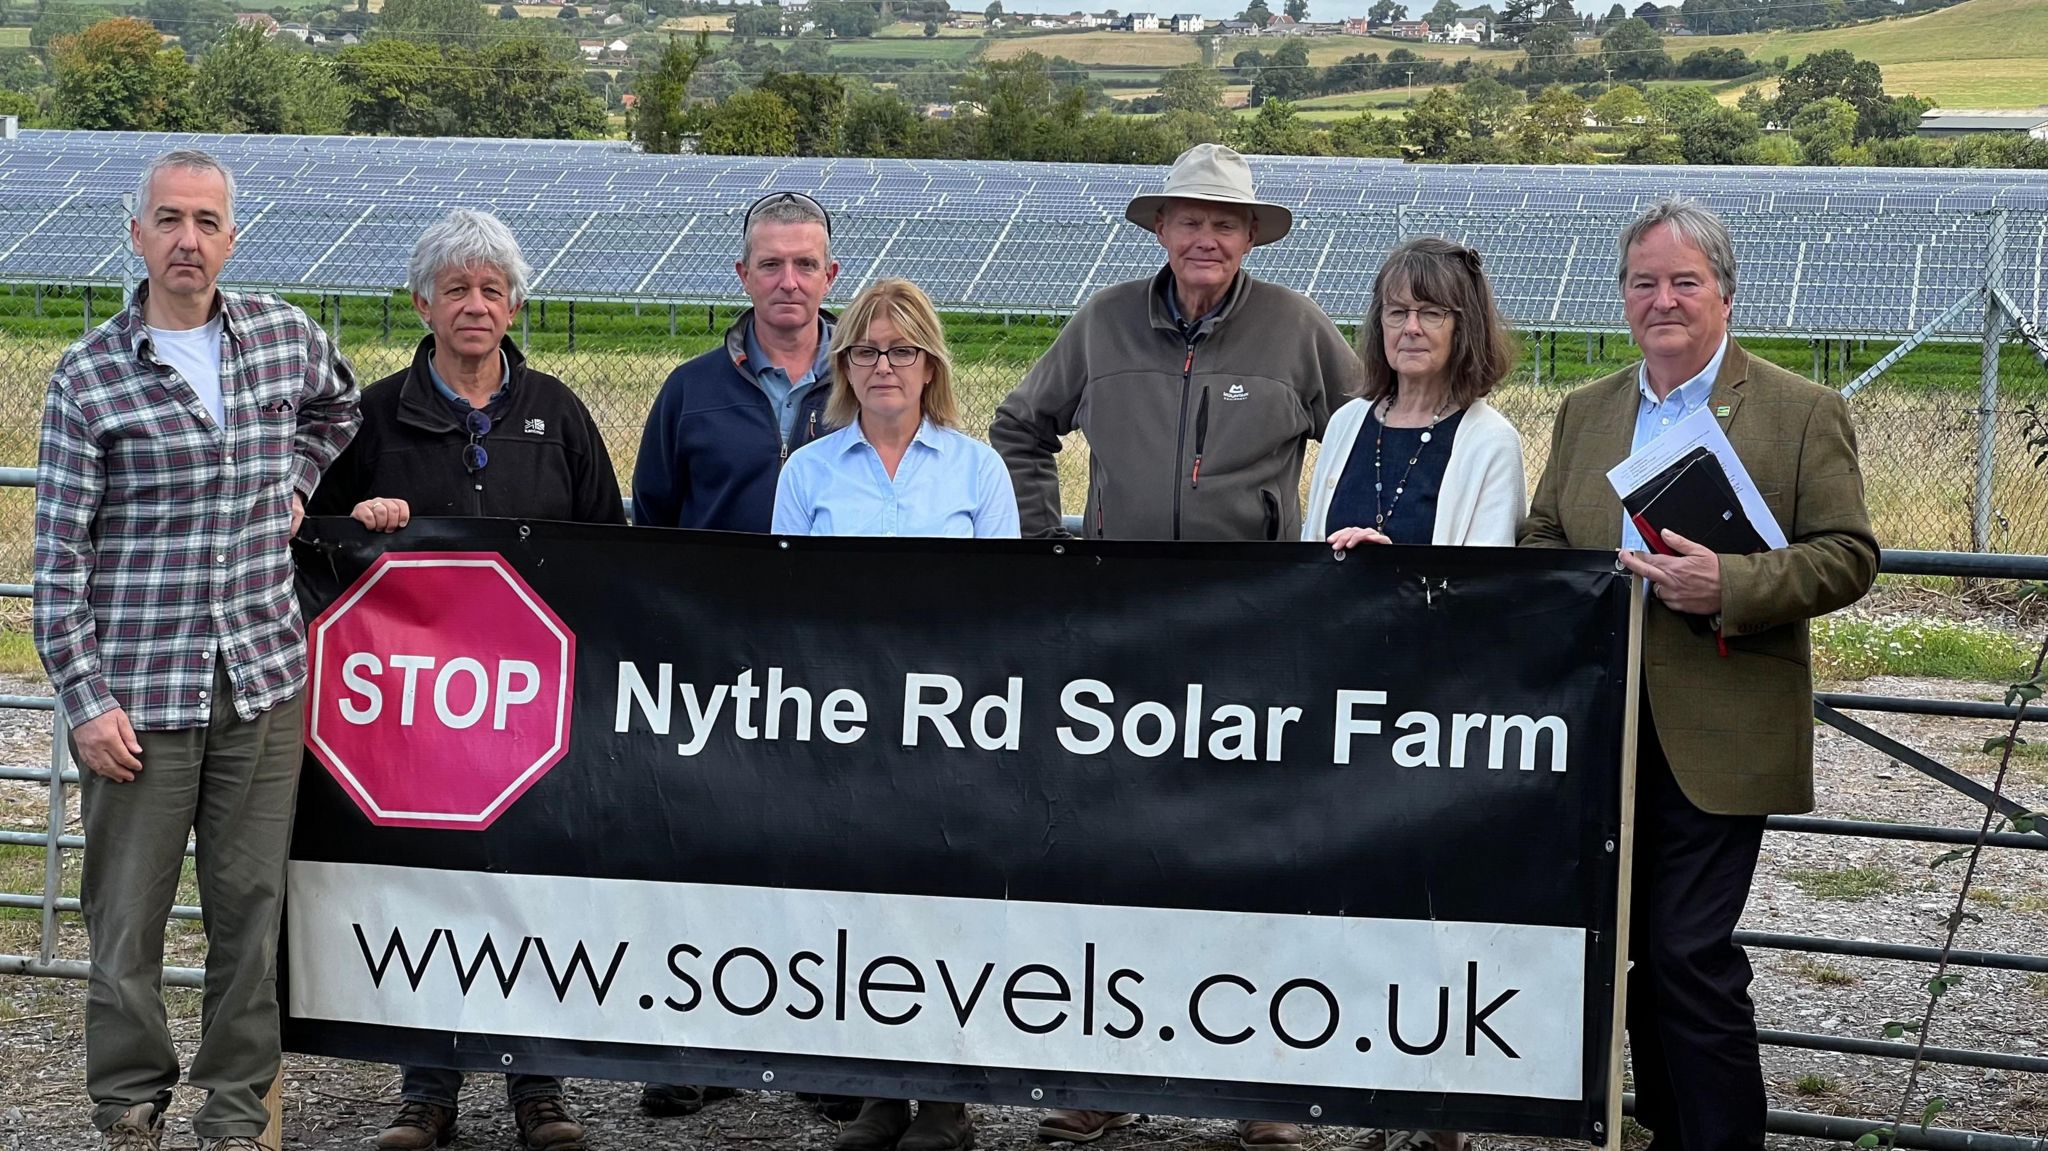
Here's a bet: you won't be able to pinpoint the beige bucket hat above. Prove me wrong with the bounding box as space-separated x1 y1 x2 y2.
1124 143 1293 247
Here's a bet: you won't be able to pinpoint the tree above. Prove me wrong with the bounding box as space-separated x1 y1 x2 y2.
51 18 200 130
1460 72 1521 136
783 32 831 71
1497 0 1538 40
731 5 782 36
1326 112 1401 156
144 0 236 52
1789 94 1858 165
559 5 580 18
378 0 493 40
469 30 608 137
1676 104 1758 164
195 25 348 133
686 55 743 101
1238 0 1273 27
923 18 939 35
1602 2 1624 20
760 70 847 156
1369 0 1405 22
32 6 114 48
699 88 800 154
1426 0 1460 24
1773 48 1883 126
985 0 1002 14
1860 93 1931 142
499 3 520 17
1157 61 1225 116
1518 14 1574 75
1235 97 1324 154
1402 86 1470 157
841 89 918 155
1589 81 1647 126
1599 17 1667 80
1283 0 1307 20
1513 82 1583 160
1256 35 1312 101
335 37 459 135
630 31 709 152
0 87 38 126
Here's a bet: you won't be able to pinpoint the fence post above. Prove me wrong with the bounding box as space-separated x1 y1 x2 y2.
83 286 92 332
41 710 70 966
1973 210 2007 553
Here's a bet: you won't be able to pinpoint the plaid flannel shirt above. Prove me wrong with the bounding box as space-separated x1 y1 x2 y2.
33 285 361 731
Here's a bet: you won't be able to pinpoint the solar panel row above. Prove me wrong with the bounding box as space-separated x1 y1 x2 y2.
2 130 2043 337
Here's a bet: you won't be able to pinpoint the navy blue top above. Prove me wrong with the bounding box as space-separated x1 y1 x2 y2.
1326 406 1466 546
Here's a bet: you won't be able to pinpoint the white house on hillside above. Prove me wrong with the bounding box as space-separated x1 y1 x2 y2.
1125 11 1160 30
1171 12 1203 32
1441 16 1486 42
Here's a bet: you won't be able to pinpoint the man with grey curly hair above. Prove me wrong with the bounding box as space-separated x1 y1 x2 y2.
309 208 624 1149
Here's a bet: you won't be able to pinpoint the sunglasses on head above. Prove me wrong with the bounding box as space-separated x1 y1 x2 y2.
743 191 833 238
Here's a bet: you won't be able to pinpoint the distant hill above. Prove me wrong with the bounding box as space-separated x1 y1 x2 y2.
1673 0 2048 108
987 0 2047 109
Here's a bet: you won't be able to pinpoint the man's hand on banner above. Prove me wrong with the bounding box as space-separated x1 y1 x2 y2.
351 497 413 534
1618 530 1723 615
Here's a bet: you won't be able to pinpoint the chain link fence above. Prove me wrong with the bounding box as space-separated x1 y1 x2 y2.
0 197 2043 582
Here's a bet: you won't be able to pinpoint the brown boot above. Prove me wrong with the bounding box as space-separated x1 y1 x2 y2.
899 1103 974 1151
374 1101 456 1150
835 1099 914 1151
1036 1111 1138 1144
103 1104 165 1151
1236 1121 1305 1151
513 1095 588 1151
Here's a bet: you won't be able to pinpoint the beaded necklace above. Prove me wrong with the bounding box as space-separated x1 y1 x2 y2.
1372 395 1455 531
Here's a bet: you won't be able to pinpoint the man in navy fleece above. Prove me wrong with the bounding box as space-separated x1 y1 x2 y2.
632 191 838 531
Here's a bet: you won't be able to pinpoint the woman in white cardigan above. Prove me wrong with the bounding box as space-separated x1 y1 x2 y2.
1304 236 1526 552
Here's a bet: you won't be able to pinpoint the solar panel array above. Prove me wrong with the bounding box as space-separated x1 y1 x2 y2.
3 129 2046 337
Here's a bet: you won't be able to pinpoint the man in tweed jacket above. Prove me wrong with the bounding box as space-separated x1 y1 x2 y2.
33 150 359 1151
1520 199 1877 1151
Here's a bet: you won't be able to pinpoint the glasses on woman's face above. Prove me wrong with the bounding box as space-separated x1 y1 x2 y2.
463 408 491 474
1381 306 1456 331
846 345 926 369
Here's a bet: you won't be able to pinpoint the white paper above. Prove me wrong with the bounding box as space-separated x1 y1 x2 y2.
1605 406 1789 550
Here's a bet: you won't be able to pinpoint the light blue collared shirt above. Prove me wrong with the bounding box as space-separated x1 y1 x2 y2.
427 349 510 411
772 418 1021 539
744 316 833 446
1622 335 1729 551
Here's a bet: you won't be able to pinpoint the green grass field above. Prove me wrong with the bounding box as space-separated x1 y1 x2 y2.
828 35 981 62
0 27 27 47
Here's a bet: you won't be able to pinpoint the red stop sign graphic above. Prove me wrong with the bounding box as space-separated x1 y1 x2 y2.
306 552 575 831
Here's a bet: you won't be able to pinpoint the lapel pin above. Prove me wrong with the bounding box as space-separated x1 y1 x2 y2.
1714 404 1732 417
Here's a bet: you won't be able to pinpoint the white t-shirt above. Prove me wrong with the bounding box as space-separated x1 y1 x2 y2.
147 314 227 428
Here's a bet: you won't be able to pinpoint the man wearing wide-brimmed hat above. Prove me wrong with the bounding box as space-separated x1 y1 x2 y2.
991 143 1358 544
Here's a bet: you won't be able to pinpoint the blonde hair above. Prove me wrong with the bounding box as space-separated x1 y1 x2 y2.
826 279 958 430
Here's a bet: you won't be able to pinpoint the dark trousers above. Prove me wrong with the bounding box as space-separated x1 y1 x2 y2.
400 1066 561 1109
78 668 304 1139
1626 721 1769 1151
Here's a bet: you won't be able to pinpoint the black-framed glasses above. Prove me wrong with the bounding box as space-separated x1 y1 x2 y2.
743 191 833 238
463 409 491 474
845 345 926 369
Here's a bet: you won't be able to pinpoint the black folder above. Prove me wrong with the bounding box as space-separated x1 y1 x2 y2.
1620 445 1771 557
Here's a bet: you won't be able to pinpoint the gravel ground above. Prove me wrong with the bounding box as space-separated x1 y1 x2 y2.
2 672 2044 1151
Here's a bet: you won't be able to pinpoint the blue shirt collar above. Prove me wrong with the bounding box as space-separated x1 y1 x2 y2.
428 347 510 412
1637 335 1728 408
744 315 833 386
839 416 944 456
1160 273 1226 333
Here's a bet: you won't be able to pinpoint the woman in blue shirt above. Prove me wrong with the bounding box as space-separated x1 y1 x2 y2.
773 278 1019 540
774 278 1010 1151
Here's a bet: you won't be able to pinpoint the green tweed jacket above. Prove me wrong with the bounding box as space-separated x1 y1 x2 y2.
1519 340 1880 816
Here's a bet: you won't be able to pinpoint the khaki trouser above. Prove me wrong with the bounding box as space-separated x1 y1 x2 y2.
77 665 304 1139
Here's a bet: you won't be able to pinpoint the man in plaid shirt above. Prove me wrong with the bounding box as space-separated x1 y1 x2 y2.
32 149 360 1151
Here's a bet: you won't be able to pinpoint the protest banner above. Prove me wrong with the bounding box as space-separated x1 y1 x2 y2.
285 519 1639 1141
